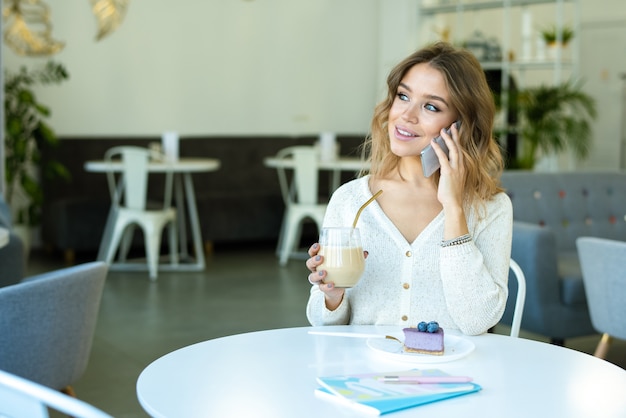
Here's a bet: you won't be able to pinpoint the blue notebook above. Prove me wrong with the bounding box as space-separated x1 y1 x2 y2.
315 369 481 415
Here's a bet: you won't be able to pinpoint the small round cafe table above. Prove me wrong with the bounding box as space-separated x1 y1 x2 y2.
137 325 626 418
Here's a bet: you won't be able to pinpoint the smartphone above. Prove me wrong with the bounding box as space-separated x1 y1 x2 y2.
420 121 461 178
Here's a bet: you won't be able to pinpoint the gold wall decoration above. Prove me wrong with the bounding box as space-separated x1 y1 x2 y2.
92 0 130 41
2 0 131 57
3 0 64 56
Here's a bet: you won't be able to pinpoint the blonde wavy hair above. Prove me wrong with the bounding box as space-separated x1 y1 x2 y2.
361 42 505 205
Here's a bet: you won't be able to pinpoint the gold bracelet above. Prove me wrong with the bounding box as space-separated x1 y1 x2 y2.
440 233 472 247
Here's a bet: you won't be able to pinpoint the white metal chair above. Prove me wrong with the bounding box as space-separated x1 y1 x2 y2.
508 258 527 338
100 146 178 280
0 369 113 418
275 146 327 266
576 236 626 359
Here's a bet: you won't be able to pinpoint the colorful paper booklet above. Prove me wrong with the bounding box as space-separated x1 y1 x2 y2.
315 369 481 415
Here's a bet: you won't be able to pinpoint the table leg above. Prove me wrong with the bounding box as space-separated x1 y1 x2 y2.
182 173 205 270
174 174 189 260
96 206 118 262
331 168 341 192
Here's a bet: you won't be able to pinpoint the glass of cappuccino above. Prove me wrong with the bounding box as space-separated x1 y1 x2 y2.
318 227 365 288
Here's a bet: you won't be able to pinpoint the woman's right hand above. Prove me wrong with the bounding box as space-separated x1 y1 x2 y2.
305 243 345 311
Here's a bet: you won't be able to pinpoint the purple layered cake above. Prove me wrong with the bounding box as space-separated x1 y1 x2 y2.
402 321 444 355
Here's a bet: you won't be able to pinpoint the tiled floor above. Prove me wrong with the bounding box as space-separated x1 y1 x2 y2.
28 243 626 418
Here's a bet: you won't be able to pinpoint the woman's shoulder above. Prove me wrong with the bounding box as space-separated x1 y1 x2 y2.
491 191 512 208
327 176 372 213
466 191 512 222
481 191 513 218
325 176 372 226
331 175 370 197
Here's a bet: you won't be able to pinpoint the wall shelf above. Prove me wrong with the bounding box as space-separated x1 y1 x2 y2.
419 0 575 15
416 0 580 167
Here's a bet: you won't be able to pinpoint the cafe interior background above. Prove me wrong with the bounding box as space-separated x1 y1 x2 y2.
1 0 626 416
3 0 625 169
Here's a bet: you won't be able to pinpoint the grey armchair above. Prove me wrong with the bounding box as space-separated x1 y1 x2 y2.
0 261 108 395
577 236 626 359
0 194 24 288
500 221 596 344
499 171 626 345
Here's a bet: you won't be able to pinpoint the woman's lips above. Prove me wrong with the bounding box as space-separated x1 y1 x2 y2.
394 126 418 141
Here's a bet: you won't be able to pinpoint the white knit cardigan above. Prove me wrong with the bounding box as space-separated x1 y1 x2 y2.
306 175 513 336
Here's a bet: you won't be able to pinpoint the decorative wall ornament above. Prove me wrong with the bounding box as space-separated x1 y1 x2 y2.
2 0 130 57
2 0 64 56
91 0 130 41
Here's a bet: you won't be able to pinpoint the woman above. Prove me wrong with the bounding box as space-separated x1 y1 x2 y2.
305 42 512 335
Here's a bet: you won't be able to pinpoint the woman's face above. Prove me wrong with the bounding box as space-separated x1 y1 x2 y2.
387 63 457 158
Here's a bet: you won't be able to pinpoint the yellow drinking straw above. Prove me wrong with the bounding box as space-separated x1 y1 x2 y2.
352 190 383 228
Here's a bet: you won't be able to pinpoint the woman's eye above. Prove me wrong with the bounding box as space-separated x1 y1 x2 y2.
396 93 409 102
425 103 439 112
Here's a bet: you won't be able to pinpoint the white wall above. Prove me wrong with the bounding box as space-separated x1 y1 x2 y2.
2 0 381 137
3 0 625 170
577 1 626 170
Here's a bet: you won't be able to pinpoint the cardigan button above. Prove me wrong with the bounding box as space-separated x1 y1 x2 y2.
403 283 410 289
405 251 412 257
401 315 408 321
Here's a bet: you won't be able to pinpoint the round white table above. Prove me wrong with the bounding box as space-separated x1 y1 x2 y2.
136 325 626 417
264 155 368 191
85 158 220 174
263 155 367 171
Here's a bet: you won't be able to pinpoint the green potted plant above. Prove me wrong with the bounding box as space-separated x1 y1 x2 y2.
541 24 574 47
513 80 597 169
4 61 70 231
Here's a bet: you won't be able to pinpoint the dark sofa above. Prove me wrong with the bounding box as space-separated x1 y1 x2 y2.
40 135 365 262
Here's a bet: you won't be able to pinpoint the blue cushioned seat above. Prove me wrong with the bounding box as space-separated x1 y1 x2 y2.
0 262 108 393
499 171 626 344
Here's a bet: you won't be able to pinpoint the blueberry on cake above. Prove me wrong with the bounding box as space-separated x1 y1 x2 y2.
402 321 444 355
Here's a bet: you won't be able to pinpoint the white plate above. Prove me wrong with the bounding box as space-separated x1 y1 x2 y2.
367 334 475 364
